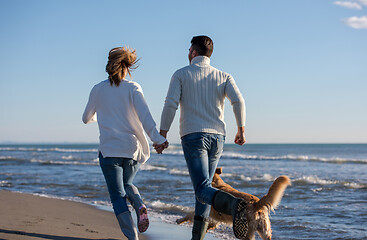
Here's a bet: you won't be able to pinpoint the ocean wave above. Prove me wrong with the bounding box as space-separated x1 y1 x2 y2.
158 150 367 164
221 173 366 189
50 148 98 153
294 176 366 189
30 159 99 166
221 152 367 164
59 156 99 162
253 173 275 182
0 147 98 153
0 156 16 160
91 200 112 207
0 156 31 163
169 168 189 176
343 182 365 189
140 164 167 171
221 173 276 182
159 150 184 156
296 176 339 185
61 155 74 160
0 180 12 187
148 200 193 214
30 192 103 206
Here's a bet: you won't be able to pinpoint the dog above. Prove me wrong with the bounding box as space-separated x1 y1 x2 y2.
176 168 291 240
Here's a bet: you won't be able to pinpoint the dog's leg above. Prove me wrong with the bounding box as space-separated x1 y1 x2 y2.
244 229 256 240
176 214 192 224
207 220 218 230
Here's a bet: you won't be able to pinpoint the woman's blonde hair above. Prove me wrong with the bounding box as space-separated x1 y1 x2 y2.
105 47 139 86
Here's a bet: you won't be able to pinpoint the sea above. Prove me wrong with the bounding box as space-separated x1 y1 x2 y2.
1 143 366 240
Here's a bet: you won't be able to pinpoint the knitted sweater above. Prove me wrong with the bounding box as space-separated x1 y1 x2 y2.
160 56 246 137
82 80 166 163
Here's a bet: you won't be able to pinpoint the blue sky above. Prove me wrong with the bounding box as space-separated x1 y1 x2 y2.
0 0 366 144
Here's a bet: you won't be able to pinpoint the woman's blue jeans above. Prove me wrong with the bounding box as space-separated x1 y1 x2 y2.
99 152 144 216
181 132 225 218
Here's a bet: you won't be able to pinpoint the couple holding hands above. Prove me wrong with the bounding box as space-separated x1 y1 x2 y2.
83 35 249 240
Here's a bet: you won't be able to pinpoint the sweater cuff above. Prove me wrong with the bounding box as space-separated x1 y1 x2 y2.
152 132 167 145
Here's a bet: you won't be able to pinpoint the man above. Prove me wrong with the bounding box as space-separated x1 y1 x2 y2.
159 36 252 240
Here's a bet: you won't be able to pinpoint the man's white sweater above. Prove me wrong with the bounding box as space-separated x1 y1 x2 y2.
160 56 246 137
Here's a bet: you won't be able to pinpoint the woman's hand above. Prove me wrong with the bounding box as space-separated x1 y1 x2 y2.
153 141 169 154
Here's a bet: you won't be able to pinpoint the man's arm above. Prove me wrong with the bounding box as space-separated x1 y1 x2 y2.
225 75 246 145
160 72 181 136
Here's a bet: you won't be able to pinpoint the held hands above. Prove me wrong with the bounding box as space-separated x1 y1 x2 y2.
154 130 169 154
153 141 169 154
234 126 246 145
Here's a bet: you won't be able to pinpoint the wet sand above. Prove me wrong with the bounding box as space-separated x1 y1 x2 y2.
0 190 218 240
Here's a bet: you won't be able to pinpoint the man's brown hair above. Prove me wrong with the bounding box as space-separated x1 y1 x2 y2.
191 35 214 58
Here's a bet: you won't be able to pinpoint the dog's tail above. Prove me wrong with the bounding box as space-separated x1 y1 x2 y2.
256 176 291 212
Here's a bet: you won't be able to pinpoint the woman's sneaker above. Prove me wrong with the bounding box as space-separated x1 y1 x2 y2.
138 205 149 233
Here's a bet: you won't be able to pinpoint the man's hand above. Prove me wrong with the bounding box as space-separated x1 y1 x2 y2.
234 126 246 145
159 130 168 139
153 141 169 154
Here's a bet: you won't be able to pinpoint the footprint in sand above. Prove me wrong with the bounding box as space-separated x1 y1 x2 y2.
70 222 84 227
85 229 98 233
70 222 98 233
22 220 34 226
22 216 45 226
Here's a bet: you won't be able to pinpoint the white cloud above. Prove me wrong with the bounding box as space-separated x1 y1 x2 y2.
357 0 367 6
343 16 367 29
334 1 362 9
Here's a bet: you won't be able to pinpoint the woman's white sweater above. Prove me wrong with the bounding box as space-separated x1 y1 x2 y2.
83 80 166 164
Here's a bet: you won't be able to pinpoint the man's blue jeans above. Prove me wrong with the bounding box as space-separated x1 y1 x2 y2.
99 152 144 216
181 132 225 218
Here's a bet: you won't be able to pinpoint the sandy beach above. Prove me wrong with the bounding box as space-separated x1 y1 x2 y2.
0 190 218 240
0 190 141 240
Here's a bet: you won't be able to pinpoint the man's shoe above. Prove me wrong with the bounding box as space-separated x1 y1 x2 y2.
191 216 209 240
213 190 248 239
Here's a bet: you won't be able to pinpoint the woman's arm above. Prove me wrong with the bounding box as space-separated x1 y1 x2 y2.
132 85 167 145
82 86 97 124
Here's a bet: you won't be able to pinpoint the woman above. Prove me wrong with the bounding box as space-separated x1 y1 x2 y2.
82 47 168 240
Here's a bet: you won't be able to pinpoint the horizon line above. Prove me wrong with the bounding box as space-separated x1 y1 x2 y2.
1 142 366 145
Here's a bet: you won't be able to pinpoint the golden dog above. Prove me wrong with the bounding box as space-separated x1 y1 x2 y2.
176 168 291 240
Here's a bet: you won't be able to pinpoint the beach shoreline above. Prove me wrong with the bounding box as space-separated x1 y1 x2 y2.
0 190 218 240
2 144 366 239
